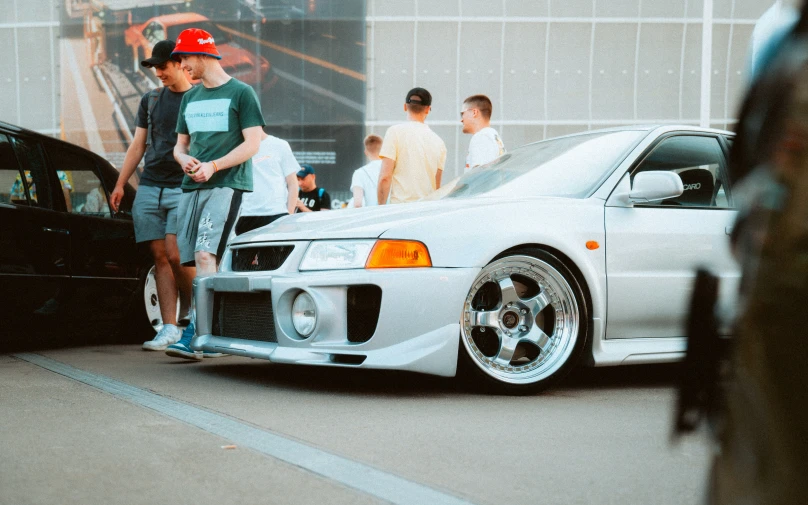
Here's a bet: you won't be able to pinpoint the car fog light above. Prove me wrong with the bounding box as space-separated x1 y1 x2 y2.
292 292 317 337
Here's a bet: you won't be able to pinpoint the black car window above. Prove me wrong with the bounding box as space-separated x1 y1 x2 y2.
0 134 28 206
45 143 111 217
632 135 732 209
6 135 55 209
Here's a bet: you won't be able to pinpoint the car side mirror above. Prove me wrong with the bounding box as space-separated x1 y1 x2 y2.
629 171 684 203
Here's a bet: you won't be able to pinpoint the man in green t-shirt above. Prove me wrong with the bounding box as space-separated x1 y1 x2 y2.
167 27 265 359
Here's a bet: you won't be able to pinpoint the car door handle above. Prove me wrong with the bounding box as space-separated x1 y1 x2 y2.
725 226 733 235
42 227 70 235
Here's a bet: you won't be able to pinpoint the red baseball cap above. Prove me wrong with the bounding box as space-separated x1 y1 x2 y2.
171 28 222 60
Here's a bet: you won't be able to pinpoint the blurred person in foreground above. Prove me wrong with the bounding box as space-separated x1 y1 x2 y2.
351 134 383 207
676 2 808 503
377 87 446 205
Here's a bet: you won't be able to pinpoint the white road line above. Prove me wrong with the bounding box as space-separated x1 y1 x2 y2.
14 353 476 505
63 39 106 156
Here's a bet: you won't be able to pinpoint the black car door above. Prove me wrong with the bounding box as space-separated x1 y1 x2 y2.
0 132 72 342
42 140 142 338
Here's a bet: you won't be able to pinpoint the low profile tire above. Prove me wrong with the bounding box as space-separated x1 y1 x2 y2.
459 248 590 394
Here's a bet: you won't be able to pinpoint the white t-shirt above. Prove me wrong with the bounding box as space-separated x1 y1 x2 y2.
240 135 300 216
350 159 382 206
465 127 505 172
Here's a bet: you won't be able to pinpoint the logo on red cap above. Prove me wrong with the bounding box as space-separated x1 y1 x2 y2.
171 28 222 60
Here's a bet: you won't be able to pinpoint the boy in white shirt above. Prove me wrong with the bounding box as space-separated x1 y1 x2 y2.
461 94 505 172
351 134 383 207
236 131 300 235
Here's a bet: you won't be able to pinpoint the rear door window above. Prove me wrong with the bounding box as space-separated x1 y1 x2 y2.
45 143 112 217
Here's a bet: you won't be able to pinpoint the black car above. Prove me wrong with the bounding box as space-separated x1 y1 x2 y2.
0 121 157 348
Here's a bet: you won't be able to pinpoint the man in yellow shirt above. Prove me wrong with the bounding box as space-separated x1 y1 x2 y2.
377 87 447 204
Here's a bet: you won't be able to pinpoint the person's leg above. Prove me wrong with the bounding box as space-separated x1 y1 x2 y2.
162 188 194 324
149 238 178 326
167 188 241 360
165 191 202 359
164 233 194 323
135 186 182 350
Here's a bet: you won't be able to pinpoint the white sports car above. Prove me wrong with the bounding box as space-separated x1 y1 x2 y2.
192 125 739 393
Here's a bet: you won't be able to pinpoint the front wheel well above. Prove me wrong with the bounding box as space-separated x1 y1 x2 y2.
492 243 595 358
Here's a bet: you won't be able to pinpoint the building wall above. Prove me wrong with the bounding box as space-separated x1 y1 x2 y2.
365 0 771 179
0 0 61 136
0 0 777 188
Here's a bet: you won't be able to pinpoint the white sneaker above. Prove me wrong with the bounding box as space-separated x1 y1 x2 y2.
142 324 181 351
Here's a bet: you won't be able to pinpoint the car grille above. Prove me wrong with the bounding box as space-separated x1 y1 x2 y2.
213 292 276 343
231 245 294 272
347 285 382 343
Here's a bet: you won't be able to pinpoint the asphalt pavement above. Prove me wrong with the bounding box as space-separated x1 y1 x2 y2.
1 346 712 505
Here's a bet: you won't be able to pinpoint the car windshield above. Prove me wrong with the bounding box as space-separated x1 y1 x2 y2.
167 22 228 43
434 130 646 200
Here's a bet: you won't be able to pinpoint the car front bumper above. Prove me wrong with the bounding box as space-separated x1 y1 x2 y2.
191 265 480 377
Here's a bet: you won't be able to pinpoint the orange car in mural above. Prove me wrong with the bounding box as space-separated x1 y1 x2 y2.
124 12 276 89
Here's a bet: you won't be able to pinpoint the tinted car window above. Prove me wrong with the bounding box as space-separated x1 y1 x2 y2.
45 143 111 217
0 134 27 205
5 135 55 209
632 135 731 208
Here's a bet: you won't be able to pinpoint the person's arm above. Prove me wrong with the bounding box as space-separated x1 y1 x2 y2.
353 187 364 208
110 127 148 212
435 169 442 189
377 157 395 205
186 126 263 183
285 173 298 214
174 133 200 175
296 198 312 212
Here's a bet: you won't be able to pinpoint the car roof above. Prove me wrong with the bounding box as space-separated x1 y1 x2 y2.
518 124 734 149
0 120 114 166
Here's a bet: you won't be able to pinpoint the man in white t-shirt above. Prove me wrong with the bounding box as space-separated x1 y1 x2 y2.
235 130 300 235
351 134 383 207
378 87 447 204
461 94 505 172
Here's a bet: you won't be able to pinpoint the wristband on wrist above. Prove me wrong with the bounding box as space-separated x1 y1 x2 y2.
212 161 219 172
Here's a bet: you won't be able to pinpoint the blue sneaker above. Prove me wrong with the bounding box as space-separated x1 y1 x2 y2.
165 321 227 359
165 322 201 360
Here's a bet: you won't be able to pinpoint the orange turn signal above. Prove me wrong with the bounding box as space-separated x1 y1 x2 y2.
365 240 432 269
586 241 600 250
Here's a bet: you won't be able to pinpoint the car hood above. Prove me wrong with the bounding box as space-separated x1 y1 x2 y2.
230 196 583 245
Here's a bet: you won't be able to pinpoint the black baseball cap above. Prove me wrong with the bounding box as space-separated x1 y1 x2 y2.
405 87 432 106
141 40 179 67
297 164 315 178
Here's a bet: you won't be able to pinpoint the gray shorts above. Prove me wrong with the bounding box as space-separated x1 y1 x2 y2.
132 185 182 243
176 187 243 266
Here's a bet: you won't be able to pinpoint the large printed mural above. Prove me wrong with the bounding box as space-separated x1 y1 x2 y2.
60 0 366 203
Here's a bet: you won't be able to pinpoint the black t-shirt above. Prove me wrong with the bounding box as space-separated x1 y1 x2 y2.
298 187 331 211
135 87 189 187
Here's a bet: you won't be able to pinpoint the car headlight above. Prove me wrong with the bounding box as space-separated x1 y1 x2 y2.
299 240 376 271
292 291 317 337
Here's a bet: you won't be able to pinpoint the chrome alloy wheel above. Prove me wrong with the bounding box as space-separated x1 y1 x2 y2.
461 255 581 386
